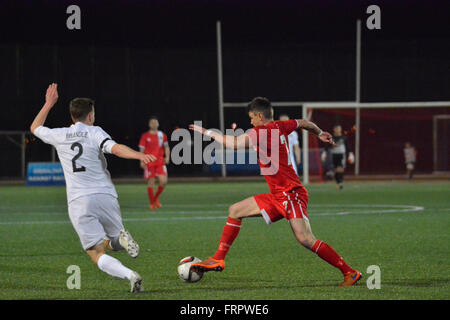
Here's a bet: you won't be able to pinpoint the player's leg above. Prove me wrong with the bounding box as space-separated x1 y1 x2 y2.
215 196 262 259
289 217 316 249
99 195 140 258
104 231 139 258
285 189 361 286
332 154 345 189
87 242 143 293
69 195 142 292
147 172 156 210
191 196 261 272
104 237 123 252
289 217 361 286
335 166 344 189
407 163 414 180
153 166 168 208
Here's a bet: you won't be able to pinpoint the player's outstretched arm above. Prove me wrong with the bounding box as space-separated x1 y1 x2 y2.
296 119 335 146
30 83 58 134
111 144 157 164
189 124 249 150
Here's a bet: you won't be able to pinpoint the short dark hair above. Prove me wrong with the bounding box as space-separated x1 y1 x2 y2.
70 98 94 121
247 97 274 119
149 116 158 121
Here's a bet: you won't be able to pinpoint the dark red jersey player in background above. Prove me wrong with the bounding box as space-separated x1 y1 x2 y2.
139 116 170 210
189 97 361 287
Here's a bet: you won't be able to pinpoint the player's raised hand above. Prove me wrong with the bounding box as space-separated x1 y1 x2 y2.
45 83 59 107
319 131 335 146
189 124 206 135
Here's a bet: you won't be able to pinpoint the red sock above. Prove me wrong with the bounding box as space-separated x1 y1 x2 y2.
154 185 165 200
311 240 354 275
213 217 242 260
147 187 154 204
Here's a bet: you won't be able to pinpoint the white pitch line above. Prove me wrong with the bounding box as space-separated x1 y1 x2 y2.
0 210 226 217
0 216 228 225
0 204 424 226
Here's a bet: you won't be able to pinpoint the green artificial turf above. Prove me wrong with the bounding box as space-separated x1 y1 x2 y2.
0 181 449 300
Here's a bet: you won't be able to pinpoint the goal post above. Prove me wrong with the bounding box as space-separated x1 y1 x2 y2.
433 114 450 173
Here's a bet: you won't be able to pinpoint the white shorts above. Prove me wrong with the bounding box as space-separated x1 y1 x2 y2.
68 193 124 250
406 163 415 170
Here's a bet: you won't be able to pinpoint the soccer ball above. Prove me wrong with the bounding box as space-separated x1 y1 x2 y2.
177 256 204 283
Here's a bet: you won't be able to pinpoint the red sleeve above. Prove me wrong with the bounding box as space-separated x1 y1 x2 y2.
277 120 298 135
138 133 146 148
163 133 168 143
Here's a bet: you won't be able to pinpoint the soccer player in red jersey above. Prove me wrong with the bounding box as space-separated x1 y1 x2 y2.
139 117 170 210
189 97 361 286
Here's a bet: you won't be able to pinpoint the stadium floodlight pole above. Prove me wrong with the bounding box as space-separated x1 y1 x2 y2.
216 20 226 177
355 19 362 176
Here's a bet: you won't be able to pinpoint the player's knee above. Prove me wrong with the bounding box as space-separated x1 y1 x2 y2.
228 203 242 219
87 243 106 264
159 177 168 186
88 252 103 265
295 233 315 249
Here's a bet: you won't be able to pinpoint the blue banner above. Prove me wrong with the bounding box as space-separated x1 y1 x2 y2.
26 162 66 186
206 150 261 174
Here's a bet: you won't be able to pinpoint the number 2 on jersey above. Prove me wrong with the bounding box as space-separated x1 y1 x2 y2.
71 142 86 172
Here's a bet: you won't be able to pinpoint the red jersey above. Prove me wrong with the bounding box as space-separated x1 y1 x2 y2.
139 131 168 164
248 120 304 195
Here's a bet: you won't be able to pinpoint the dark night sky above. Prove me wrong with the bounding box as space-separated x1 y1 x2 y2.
1 0 449 176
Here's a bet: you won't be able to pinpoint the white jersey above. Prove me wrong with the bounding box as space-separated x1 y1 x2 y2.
288 130 299 174
404 147 416 164
33 122 118 203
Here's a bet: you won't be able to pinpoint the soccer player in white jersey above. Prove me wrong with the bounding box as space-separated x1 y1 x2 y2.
30 83 156 293
403 142 417 180
279 114 301 176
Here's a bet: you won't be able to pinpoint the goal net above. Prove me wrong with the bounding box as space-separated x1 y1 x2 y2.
302 102 450 182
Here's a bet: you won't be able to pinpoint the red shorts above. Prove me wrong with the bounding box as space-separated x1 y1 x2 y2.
144 163 167 179
254 188 309 225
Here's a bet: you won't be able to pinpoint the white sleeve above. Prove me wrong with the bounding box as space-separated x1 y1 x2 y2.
290 131 299 146
33 126 64 146
94 126 117 154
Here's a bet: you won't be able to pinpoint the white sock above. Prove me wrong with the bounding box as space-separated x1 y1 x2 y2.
97 254 134 280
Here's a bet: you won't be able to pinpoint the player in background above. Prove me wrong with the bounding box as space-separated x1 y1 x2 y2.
189 97 361 287
31 83 156 293
404 142 417 180
279 114 301 176
321 124 354 190
139 117 170 210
